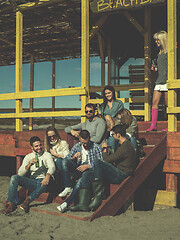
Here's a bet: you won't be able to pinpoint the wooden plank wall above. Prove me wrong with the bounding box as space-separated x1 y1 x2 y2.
163 132 180 192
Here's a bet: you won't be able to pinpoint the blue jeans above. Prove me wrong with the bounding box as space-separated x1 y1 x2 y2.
61 157 94 206
94 159 128 184
65 169 94 206
107 136 115 153
7 175 50 204
55 157 63 171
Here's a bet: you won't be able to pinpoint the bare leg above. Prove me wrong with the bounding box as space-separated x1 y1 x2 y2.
164 91 168 106
152 90 162 109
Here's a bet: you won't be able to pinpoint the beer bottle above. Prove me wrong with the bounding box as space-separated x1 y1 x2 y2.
35 153 39 167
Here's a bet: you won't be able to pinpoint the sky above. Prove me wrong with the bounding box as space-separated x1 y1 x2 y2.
0 56 144 110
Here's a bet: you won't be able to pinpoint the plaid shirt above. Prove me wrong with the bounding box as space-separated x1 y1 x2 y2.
65 141 103 168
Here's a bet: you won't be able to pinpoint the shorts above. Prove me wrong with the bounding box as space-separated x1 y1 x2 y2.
154 84 168 91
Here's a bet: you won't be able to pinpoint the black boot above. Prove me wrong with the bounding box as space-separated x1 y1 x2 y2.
89 180 103 211
69 188 91 212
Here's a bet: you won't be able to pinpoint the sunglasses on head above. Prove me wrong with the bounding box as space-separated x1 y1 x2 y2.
85 110 93 114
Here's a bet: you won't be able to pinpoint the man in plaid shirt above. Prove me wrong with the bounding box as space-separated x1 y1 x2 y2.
57 129 103 213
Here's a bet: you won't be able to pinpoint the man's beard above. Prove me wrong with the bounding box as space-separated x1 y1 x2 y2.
86 115 94 120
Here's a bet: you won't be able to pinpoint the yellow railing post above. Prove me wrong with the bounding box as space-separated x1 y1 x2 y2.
52 60 56 127
81 0 89 122
144 7 151 121
16 11 23 131
167 0 177 132
29 55 34 130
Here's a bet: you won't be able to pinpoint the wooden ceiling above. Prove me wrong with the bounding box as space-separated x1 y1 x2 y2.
0 0 179 66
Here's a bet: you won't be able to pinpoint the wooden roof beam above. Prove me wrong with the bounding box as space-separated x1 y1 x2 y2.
90 12 111 39
117 56 129 69
123 11 145 36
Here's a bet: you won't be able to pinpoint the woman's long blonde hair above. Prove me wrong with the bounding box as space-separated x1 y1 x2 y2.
153 30 168 54
44 126 61 152
116 108 132 127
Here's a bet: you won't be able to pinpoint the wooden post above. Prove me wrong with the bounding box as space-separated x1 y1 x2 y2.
29 55 34 130
16 11 23 131
81 0 89 122
52 60 55 127
98 33 105 87
144 7 151 121
165 0 177 197
107 38 111 85
167 0 177 132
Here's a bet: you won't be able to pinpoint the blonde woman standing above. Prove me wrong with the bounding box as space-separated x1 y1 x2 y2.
147 30 168 132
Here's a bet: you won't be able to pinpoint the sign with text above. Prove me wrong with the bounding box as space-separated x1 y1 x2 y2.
90 0 166 13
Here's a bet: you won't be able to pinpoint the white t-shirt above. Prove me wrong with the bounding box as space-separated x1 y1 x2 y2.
81 145 90 165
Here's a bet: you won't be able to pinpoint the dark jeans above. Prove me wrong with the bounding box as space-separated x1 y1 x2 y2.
94 159 128 184
60 157 94 206
55 157 63 171
7 175 50 204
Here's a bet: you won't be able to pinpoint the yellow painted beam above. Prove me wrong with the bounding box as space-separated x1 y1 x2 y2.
154 190 177 207
130 110 145 116
144 7 151 121
167 80 180 89
89 84 145 92
52 60 56 127
0 87 87 101
0 110 84 119
89 97 145 104
16 11 23 131
81 0 89 122
167 0 177 132
29 55 34 131
167 107 180 114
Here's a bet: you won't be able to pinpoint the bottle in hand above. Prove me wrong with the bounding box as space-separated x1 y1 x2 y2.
35 153 39 167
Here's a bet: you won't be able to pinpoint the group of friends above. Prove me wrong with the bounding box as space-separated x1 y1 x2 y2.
2 30 168 214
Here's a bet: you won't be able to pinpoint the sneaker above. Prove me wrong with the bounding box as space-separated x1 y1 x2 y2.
20 196 31 213
58 187 73 198
57 202 67 213
2 202 16 214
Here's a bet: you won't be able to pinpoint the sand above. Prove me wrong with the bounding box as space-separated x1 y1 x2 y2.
0 176 180 240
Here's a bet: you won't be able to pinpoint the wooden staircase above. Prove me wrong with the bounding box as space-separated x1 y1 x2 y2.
30 131 167 221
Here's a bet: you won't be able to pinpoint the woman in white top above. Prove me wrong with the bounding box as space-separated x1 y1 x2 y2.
44 126 69 170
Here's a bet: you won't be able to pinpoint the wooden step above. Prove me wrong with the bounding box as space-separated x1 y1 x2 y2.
31 132 167 221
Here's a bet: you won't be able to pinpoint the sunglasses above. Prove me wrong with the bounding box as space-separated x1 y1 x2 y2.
48 134 56 139
85 110 93 114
